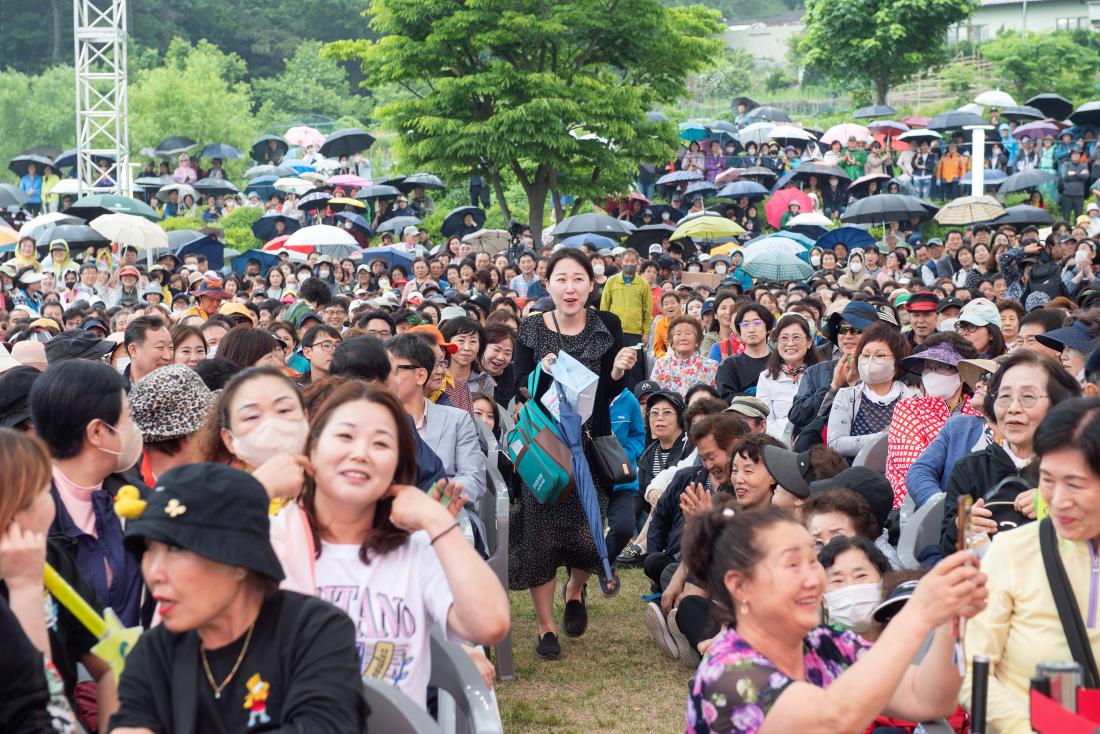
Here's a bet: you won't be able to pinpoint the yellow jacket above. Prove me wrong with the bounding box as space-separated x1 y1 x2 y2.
599 273 653 338
961 520 1100 734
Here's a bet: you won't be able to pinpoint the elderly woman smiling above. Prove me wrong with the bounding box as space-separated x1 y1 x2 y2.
683 503 987 734
651 315 719 397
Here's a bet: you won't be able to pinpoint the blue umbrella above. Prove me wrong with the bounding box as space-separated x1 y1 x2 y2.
960 169 1008 185
200 143 243 159
281 158 316 173
230 249 281 277
252 213 301 242
716 180 769 200
169 230 225 270
816 226 875 251
684 180 717 199
561 233 616 250
769 170 798 194
678 122 709 142
336 212 374 236
244 175 278 200
553 381 613 582
361 245 414 270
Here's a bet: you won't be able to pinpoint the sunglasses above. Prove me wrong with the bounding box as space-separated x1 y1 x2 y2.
835 325 863 336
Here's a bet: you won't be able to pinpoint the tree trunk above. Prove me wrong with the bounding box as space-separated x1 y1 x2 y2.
50 0 62 63
524 180 552 242
488 169 512 224
875 78 889 106
550 190 564 222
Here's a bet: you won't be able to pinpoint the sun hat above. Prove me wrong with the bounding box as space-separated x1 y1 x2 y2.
761 445 814 499
17 270 44 285
188 270 232 300
129 364 216 442
409 323 458 355
957 358 1001 391
725 395 769 421
217 302 258 326
123 463 285 581
117 265 140 279
900 340 966 375
402 225 419 237
956 297 1001 328
1036 321 1098 354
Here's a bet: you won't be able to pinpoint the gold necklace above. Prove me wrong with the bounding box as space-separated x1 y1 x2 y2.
200 623 255 700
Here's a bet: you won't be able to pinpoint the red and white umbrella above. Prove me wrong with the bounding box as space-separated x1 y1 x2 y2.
285 126 325 148
821 123 871 145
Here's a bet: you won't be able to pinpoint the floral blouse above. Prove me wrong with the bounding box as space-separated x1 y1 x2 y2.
651 352 718 397
687 626 869 734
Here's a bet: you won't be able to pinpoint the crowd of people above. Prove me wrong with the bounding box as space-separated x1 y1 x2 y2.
5 108 1100 734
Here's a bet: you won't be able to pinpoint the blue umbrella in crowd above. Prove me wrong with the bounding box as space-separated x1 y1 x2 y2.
716 180 770 200
817 226 875 251
335 212 374 238
684 180 717 199
244 175 278 200
230 249 280 277
252 213 301 242
678 122 709 142
200 143 243 159
377 215 422 235
561 233 616 250
554 382 614 583
361 245 415 270
168 230 225 270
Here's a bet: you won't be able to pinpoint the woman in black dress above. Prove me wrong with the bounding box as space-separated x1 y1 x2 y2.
511 248 638 660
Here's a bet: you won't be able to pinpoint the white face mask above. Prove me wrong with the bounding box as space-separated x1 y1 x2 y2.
714 264 728 274
824 582 882 633
114 357 131 374
922 371 962 400
849 261 863 273
857 358 895 385
98 420 144 473
231 417 309 469
592 263 605 276
378 278 390 290
810 255 821 267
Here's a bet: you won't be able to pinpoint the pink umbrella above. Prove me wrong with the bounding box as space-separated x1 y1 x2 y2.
765 188 813 229
328 174 371 188
821 123 871 145
628 191 651 205
285 126 325 148
848 172 893 197
1013 120 1061 141
900 115 930 128
714 168 743 186
867 120 910 137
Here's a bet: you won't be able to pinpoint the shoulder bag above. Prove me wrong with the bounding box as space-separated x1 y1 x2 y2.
1039 516 1100 688
505 361 574 504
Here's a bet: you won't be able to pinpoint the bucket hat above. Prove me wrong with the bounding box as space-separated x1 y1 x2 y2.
129 364 216 442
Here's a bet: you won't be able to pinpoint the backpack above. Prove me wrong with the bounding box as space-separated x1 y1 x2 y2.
505 362 574 504
1026 261 1067 300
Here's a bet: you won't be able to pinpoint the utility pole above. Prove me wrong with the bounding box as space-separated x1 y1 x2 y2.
73 0 129 197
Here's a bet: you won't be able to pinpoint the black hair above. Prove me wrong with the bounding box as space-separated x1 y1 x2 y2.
385 332 436 374
545 248 594 281
298 277 333 308
30 360 128 459
216 326 277 368
330 336 394 383
682 502 801 625
733 302 775 334
818 534 891 576
302 324 341 348
1020 307 1069 333
124 314 167 347
684 383 722 404
193 357 240 391
440 317 487 361
765 313 819 379
1034 397 1100 478
355 310 396 334
983 350 1082 417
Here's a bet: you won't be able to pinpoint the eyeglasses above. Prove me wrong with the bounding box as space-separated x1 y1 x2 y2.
858 355 894 366
434 358 450 370
777 335 806 346
395 363 422 372
836 325 862 336
649 409 677 418
994 392 1048 409
308 341 337 352
366 329 392 338
954 322 979 335
738 319 765 329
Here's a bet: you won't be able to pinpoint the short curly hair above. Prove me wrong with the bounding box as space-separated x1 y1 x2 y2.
802 488 880 539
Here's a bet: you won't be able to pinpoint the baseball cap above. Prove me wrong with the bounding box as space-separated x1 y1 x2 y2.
648 243 663 255
439 305 467 322
408 324 458 355
218 302 258 326
633 380 661 400
761 445 814 499
402 225 419 237
725 395 768 420
904 292 940 313
956 297 1001 328
808 465 893 531
936 297 964 315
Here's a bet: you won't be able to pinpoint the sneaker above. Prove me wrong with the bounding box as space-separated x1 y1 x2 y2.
536 632 561 660
644 602 678 659
668 607 701 670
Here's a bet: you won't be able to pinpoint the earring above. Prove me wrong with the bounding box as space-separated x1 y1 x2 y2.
740 599 749 616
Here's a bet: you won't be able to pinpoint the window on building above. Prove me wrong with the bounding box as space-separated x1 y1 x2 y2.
1056 16 1088 30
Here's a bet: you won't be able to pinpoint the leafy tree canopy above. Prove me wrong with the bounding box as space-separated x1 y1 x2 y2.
981 31 1100 102
254 41 372 129
795 0 977 103
327 0 723 236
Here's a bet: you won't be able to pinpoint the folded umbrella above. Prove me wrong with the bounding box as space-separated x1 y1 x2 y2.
320 128 376 158
742 250 814 281
200 143 242 159
933 195 1005 225
461 229 511 256
441 206 486 238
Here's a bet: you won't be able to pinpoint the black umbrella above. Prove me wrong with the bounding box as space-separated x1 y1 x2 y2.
134 175 173 190
745 106 790 123
999 169 1056 194
249 135 289 163
397 173 446 192
22 144 63 160
34 223 108 252
0 184 29 208
377 175 407 189
441 206 486 238
853 104 897 119
927 110 986 131
716 180 770 200
731 96 759 111
355 184 402 201
154 136 198 156
8 154 53 177
684 181 717 199
995 204 1055 226
319 128 376 158
1025 93 1073 121
53 149 114 171
377 215 422 235
641 204 684 223
790 162 850 182
193 178 239 196
251 213 302 242
298 192 332 212
1070 101 1100 127
200 143 243 159
999 105 1045 122
624 223 677 250
550 212 633 238
840 194 925 224
738 166 778 181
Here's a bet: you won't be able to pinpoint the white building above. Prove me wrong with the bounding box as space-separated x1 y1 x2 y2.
724 11 805 65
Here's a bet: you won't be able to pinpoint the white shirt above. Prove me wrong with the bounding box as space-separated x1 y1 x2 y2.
756 370 801 444
314 533 455 708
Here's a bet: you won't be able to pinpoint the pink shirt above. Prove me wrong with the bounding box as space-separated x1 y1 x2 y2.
51 466 102 537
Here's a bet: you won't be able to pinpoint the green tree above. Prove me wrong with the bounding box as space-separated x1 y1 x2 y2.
694 49 755 102
328 0 722 237
981 31 1100 101
0 66 75 183
254 41 372 129
795 0 977 104
129 39 258 160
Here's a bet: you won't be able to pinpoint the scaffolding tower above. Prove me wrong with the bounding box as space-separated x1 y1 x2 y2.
73 0 129 196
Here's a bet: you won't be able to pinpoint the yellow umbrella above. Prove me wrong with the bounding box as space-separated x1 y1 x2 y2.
0 224 18 246
670 213 744 241
709 241 743 256
327 197 367 209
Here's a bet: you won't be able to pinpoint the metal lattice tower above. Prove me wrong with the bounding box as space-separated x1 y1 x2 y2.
73 0 129 196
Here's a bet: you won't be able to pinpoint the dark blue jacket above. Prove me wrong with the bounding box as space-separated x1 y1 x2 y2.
647 464 708 559
789 358 837 435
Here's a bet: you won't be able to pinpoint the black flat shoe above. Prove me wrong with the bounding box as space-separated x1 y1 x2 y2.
536 632 561 659
562 584 588 637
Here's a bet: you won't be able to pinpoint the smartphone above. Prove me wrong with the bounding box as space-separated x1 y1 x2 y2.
957 495 973 552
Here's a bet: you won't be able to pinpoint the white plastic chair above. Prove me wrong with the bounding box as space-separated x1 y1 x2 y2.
430 627 504 734
362 678 443 733
897 492 945 569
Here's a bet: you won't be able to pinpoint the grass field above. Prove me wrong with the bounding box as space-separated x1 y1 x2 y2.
497 568 692 734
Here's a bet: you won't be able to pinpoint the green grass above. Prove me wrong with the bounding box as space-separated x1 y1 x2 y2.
497 568 692 734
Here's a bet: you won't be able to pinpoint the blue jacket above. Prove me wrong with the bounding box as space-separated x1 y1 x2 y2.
905 414 987 507
610 388 647 492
